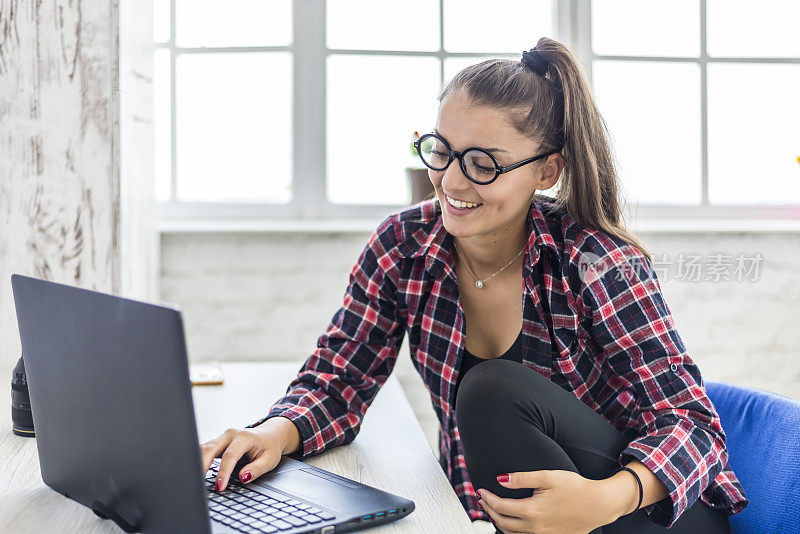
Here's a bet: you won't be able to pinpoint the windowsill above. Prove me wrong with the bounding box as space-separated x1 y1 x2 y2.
158 218 800 234
158 218 381 233
629 219 800 233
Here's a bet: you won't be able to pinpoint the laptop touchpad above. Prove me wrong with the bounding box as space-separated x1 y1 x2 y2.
256 468 363 512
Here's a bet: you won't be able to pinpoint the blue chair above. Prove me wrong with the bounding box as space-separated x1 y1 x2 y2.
705 381 800 534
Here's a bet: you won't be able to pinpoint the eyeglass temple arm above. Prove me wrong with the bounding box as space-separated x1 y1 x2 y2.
499 151 558 173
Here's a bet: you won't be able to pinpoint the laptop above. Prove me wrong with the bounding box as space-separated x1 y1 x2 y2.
11 274 415 534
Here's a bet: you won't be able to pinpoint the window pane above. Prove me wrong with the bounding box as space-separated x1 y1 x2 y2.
327 55 440 205
444 0 553 53
443 55 517 84
176 0 291 47
592 60 701 205
591 0 699 57
708 64 800 204
707 0 800 57
154 0 170 43
154 49 171 202
327 0 439 51
176 53 292 203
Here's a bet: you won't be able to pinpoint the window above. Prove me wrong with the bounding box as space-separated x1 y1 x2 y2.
326 0 555 205
155 0 556 221
155 0 293 206
587 0 800 210
154 0 800 224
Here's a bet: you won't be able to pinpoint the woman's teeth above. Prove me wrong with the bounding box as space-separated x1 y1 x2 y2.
446 195 482 209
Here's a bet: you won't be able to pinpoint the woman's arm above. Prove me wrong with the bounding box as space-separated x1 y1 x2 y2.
599 459 669 521
257 415 301 455
245 216 406 458
575 236 729 528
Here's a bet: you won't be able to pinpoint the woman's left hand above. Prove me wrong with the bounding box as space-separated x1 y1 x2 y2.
477 469 620 534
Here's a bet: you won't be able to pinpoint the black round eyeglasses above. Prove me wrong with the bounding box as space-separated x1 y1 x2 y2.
412 132 561 185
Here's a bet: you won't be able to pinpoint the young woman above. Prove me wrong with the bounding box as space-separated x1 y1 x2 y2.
200 37 748 533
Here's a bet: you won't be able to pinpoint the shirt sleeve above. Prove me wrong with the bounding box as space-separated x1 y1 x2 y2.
245 218 406 458
576 241 730 528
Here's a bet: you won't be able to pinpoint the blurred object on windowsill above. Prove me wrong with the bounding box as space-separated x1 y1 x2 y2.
406 168 435 205
407 130 435 204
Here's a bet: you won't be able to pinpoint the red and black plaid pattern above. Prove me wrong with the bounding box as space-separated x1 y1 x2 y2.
248 198 748 528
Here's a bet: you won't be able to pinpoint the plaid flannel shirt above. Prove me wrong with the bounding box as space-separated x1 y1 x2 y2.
247 197 748 528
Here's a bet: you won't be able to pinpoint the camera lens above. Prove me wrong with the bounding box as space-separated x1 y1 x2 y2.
11 355 35 437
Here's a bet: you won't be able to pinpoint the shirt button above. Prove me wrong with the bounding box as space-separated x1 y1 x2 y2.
670 363 678 372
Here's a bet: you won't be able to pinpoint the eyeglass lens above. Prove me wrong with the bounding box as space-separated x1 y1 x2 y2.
418 135 497 184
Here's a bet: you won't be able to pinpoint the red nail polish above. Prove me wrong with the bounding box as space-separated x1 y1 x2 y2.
497 474 510 483
241 471 251 483
215 479 224 492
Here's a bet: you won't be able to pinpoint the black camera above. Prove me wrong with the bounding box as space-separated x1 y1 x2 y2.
11 355 35 437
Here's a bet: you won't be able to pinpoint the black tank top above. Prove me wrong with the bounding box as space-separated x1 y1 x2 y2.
454 328 526 405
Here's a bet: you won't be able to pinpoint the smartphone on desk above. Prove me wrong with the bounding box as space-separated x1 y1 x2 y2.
190 362 225 386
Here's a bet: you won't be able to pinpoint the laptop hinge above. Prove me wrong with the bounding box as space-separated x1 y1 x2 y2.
91 500 141 533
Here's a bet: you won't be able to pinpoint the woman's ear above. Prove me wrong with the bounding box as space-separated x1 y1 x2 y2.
537 153 565 190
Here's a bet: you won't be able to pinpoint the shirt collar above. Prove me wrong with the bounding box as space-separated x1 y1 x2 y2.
400 198 561 278
524 198 560 267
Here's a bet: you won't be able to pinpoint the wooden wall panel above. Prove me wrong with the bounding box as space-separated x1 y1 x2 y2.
0 0 119 368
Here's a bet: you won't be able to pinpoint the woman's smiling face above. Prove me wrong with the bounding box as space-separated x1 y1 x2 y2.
430 90 554 239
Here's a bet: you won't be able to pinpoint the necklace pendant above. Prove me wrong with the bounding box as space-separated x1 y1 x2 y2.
475 280 483 288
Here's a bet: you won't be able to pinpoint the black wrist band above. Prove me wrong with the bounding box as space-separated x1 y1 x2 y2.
617 466 644 514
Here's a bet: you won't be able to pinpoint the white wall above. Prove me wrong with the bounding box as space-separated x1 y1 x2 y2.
160 230 800 452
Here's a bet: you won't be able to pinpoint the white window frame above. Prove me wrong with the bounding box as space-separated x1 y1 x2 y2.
155 0 800 233
574 0 800 228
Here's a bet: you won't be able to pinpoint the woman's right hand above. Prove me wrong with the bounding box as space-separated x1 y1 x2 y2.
200 417 300 492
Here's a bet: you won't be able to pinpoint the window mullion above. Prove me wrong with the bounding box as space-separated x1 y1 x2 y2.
169 0 177 202
575 0 593 81
554 0 573 49
699 0 709 206
439 0 445 84
293 0 327 217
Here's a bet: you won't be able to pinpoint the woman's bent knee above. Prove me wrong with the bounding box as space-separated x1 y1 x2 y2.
456 358 555 412
456 358 521 414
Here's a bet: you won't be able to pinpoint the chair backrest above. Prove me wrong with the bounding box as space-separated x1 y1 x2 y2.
705 380 800 534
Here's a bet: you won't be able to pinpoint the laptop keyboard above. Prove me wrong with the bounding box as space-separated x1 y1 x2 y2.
204 463 336 533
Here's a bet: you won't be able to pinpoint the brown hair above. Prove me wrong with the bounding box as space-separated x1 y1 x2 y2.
437 36 652 264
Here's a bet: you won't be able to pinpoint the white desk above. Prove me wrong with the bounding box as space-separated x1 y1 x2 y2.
0 362 473 533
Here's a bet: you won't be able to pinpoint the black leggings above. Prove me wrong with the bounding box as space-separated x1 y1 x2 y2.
454 359 732 533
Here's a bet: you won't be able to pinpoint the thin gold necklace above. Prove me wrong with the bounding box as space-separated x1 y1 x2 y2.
453 242 525 289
